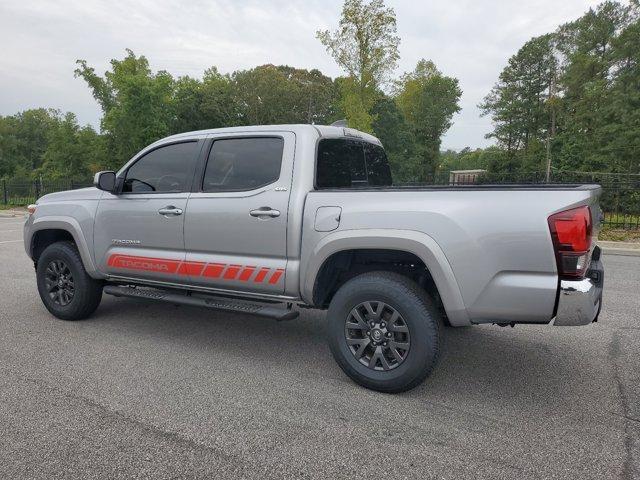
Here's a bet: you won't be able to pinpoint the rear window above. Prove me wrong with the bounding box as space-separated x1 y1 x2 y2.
316 138 392 189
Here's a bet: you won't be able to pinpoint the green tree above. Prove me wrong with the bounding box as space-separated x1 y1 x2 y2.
481 1 640 176
603 14 640 175
39 112 105 180
371 95 418 182
172 67 239 133
395 60 462 178
554 1 638 173
480 34 558 173
0 109 59 178
75 49 176 169
232 65 338 125
316 0 400 132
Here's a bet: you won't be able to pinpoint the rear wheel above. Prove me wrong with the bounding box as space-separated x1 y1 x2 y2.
327 271 442 393
36 241 103 320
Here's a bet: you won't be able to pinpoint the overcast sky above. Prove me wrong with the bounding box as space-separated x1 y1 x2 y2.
0 0 604 150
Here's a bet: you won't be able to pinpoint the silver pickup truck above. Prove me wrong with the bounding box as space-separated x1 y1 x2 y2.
24 124 604 392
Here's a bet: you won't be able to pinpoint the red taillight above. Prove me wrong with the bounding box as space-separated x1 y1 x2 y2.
548 206 592 278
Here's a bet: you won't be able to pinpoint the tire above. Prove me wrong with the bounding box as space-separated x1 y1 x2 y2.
327 271 442 393
36 241 103 321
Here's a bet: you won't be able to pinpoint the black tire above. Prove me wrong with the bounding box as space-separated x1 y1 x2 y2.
327 271 442 393
36 241 103 320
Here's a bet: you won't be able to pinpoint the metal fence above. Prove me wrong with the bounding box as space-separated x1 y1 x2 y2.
428 171 640 230
2 171 639 229
478 172 640 230
1 178 93 207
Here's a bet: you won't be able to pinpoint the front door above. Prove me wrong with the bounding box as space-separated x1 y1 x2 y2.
94 140 202 283
183 133 294 295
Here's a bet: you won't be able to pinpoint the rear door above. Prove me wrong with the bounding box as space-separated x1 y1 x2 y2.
94 140 202 283
183 133 294 295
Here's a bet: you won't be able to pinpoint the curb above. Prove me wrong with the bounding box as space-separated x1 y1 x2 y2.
599 241 640 257
601 247 640 257
0 209 27 218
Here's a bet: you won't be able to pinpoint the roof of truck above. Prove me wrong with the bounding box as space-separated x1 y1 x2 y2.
161 124 381 145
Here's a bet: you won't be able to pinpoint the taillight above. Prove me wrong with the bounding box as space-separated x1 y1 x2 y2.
548 206 592 278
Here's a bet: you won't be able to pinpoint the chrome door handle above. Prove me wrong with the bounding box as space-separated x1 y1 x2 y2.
250 207 280 218
158 206 183 216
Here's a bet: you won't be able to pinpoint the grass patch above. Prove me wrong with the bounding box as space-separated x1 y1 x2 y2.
599 228 640 242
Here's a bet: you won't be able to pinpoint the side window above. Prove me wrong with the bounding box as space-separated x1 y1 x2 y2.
316 138 392 188
123 141 200 193
316 139 367 188
364 143 392 186
202 137 283 192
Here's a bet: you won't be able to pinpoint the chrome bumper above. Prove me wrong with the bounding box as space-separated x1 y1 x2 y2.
553 251 603 326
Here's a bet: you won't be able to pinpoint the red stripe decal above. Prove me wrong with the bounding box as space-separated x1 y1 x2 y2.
268 269 284 285
178 261 206 276
107 255 181 274
254 268 270 283
108 255 284 285
223 264 242 280
202 263 225 278
238 266 256 282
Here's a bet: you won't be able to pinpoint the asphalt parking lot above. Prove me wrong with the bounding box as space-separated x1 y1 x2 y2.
0 216 638 479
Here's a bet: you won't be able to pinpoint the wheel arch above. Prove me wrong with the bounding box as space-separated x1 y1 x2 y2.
29 217 99 277
301 229 470 326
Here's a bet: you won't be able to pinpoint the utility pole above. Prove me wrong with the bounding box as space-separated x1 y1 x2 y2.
545 63 557 183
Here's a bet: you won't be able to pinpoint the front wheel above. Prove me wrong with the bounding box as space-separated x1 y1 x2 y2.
36 241 103 320
327 271 442 393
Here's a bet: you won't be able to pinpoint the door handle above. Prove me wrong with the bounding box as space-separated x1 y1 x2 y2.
158 206 183 216
250 207 280 218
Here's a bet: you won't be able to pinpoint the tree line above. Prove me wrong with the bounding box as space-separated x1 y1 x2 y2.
451 0 640 178
0 0 637 185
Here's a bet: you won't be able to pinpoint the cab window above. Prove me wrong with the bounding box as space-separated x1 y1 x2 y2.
202 137 284 192
123 141 200 193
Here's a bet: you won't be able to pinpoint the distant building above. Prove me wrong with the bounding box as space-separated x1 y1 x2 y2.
449 169 487 184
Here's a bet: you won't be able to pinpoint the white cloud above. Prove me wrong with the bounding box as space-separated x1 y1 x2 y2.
0 0 604 149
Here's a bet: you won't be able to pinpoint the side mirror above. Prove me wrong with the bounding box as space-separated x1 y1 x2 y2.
94 171 117 192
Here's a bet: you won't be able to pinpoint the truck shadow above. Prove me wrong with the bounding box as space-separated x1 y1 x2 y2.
93 296 593 407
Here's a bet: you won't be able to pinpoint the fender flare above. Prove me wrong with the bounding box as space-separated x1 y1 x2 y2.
301 229 470 326
29 216 101 277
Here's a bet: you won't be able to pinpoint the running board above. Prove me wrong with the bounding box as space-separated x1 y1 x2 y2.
103 285 299 321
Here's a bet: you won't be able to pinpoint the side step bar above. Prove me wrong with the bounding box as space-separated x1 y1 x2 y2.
103 285 299 321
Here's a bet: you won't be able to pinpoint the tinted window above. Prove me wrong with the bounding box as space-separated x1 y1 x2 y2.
316 138 392 188
123 141 200 193
203 137 283 192
316 139 367 188
364 143 392 186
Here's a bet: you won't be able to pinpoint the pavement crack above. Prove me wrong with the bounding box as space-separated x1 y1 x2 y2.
609 411 640 425
608 331 638 480
12 373 251 471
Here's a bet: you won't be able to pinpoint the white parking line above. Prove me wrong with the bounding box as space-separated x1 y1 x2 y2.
0 229 20 232
0 240 22 244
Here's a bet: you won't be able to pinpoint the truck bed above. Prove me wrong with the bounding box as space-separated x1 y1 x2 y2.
300 184 602 326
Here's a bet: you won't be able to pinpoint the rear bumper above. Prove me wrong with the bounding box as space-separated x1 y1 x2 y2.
552 249 604 326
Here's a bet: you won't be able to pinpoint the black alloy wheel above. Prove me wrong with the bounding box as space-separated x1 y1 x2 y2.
44 260 75 306
345 301 411 371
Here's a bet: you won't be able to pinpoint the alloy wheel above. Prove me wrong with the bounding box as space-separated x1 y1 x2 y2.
344 301 411 371
44 260 75 306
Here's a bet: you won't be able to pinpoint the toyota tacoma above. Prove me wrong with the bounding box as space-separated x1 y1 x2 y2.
24 124 604 392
